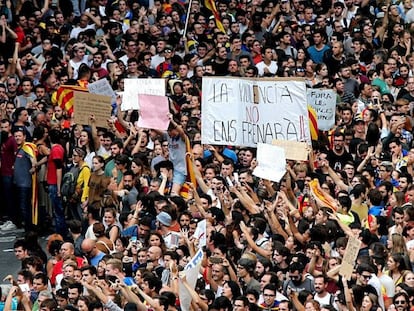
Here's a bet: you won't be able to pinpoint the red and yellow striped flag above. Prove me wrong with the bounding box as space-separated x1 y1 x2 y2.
179 135 197 199
308 105 318 141
52 85 88 115
204 0 225 33
309 179 337 212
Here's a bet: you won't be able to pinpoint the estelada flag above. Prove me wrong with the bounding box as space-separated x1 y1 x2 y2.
52 84 88 115
204 0 225 33
308 105 318 141
21 142 39 225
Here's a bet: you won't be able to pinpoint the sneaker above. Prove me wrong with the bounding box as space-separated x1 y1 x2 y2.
0 222 17 231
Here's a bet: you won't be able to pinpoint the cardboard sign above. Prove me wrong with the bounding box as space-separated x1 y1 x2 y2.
339 236 362 280
73 92 112 128
272 139 310 161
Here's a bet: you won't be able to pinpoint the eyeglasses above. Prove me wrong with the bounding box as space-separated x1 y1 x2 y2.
164 49 172 53
144 58 151 61
361 274 372 279
395 300 406 305
290 275 300 280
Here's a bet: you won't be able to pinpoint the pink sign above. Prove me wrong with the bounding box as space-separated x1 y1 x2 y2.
137 94 170 130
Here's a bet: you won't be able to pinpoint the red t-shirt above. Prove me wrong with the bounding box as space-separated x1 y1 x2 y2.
14 26 25 45
0 136 18 176
47 144 64 185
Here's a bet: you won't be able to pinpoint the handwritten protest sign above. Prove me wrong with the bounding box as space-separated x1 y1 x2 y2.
253 143 286 182
201 77 310 147
339 236 361 280
307 89 336 131
272 139 309 161
73 92 111 128
122 78 165 111
137 94 170 130
87 79 116 102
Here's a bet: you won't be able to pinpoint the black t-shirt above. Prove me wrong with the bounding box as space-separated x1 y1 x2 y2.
327 149 353 171
212 59 230 76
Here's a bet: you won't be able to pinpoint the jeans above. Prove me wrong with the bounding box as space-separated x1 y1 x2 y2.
1 176 14 221
48 184 68 237
15 186 31 230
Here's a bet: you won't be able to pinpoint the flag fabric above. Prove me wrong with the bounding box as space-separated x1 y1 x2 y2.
309 179 337 212
21 142 39 225
179 135 197 198
308 105 318 140
52 85 88 115
204 0 225 33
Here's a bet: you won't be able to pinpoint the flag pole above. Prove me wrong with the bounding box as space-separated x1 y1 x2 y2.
183 0 193 39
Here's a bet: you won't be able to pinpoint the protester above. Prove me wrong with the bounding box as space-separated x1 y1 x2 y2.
3 0 414 311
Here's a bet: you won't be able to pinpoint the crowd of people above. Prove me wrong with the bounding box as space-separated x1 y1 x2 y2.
2 0 414 310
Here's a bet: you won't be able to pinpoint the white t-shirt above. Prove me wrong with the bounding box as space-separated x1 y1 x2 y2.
255 61 278 77
69 55 90 80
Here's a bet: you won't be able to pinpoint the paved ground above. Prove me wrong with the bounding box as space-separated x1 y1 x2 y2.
0 228 32 281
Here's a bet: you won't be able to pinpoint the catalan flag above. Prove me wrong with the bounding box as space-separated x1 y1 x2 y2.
204 0 225 33
21 142 39 225
309 179 338 212
52 84 88 115
308 105 318 141
179 135 197 198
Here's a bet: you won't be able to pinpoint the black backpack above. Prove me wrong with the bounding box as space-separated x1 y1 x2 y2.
61 165 85 203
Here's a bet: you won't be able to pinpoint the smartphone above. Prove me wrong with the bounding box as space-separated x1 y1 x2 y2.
234 173 239 184
210 257 223 264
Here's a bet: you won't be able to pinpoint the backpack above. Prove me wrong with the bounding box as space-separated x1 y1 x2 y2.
61 165 85 203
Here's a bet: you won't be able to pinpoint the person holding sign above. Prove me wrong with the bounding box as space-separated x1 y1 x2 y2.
151 114 187 195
